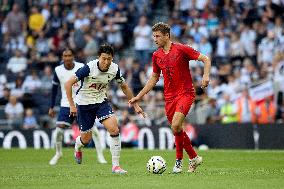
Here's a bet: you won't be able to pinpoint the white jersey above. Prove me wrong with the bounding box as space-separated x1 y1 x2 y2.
53 62 84 107
75 59 125 105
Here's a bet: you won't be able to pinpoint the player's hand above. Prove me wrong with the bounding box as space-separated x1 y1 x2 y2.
70 105 77 117
48 108 55 118
128 96 141 106
133 103 147 118
201 75 210 89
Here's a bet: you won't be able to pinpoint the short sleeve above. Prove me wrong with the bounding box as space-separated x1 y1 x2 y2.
152 55 161 75
180 44 200 61
52 71 59 85
75 64 90 81
115 67 126 84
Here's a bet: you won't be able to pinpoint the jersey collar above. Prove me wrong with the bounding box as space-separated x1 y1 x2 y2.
97 61 108 72
63 61 75 70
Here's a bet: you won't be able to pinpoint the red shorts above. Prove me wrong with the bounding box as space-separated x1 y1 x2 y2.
165 95 195 124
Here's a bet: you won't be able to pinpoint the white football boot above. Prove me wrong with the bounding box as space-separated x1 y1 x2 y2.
97 154 107 164
188 156 202 172
172 159 183 173
49 153 62 165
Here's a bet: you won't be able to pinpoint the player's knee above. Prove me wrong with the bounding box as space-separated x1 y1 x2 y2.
108 127 119 136
81 134 92 144
171 123 182 134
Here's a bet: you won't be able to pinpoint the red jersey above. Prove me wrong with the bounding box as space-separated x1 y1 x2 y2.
152 43 200 101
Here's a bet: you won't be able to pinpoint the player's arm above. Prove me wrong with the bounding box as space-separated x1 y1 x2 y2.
49 72 59 118
115 67 146 117
129 54 160 104
120 82 146 118
181 44 211 89
197 53 211 89
134 72 159 101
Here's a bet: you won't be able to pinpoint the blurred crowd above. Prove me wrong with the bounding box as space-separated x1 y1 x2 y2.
0 0 283 132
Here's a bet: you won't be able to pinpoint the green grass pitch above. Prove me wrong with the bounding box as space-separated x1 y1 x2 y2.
0 148 283 189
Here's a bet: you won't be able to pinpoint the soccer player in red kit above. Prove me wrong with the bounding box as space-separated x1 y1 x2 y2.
129 22 211 173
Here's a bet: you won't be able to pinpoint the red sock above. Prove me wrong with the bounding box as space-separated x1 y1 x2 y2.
174 131 184 160
183 131 197 159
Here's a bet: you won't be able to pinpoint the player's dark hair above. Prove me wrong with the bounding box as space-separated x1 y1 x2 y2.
98 44 114 57
62 48 74 55
152 22 171 37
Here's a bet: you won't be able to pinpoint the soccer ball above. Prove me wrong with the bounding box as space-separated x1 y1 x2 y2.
146 156 167 174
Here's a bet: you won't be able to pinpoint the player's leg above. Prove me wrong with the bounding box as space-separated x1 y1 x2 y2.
49 125 64 165
178 96 202 172
171 112 186 173
165 100 184 173
91 126 107 164
101 116 127 174
49 107 73 165
74 105 96 164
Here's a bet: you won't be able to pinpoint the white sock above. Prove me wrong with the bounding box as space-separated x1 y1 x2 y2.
75 136 84 152
54 127 63 155
110 134 121 167
92 126 104 157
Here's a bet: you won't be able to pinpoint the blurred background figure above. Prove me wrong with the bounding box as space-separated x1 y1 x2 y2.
4 95 24 128
220 94 237 124
256 96 276 124
23 108 38 130
133 16 152 66
236 88 256 124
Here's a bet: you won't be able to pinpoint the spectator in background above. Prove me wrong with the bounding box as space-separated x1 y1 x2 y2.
220 94 237 124
256 96 276 124
258 30 279 65
83 32 98 62
127 59 146 95
198 37 212 58
6 49 27 74
104 19 123 51
74 12 90 30
0 87 10 105
22 70 42 94
236 88 257 124
40 65 53 92
36 31 50 56
5 95 24 128
215 30 230 64
23 108 38 130
206 98 221 124
28 6 45 33
2 3 26 38
229 33 245 65
10 77 24 98
240 25 256 61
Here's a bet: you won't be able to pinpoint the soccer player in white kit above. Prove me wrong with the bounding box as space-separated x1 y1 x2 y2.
65 44 145 174
49 49 107 165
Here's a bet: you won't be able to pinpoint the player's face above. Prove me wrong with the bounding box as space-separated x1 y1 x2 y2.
62 50 74 66
98 53 113 71
153 31 169 48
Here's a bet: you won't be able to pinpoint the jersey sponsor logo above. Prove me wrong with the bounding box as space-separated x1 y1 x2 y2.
89 83 108 90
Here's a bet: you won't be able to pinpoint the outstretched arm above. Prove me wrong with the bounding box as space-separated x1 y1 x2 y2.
198 54 211 89
120 82 146 118
129 72 160 104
